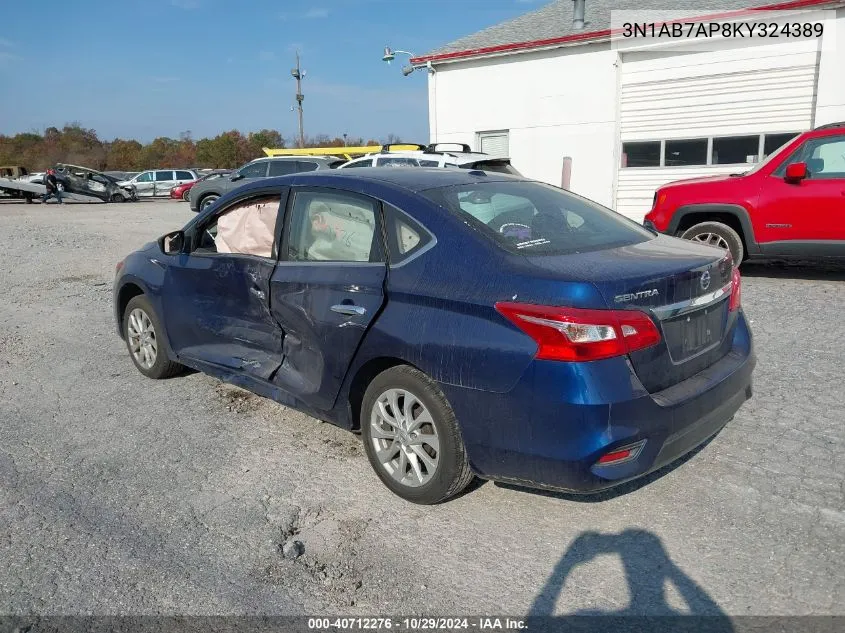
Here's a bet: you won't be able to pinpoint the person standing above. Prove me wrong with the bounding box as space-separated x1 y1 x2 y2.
41 169 63 204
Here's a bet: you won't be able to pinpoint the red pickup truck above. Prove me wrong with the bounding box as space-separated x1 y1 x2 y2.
644 122 845 264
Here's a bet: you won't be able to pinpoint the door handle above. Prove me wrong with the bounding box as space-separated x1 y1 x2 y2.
250 287 266 300
331 304 366 316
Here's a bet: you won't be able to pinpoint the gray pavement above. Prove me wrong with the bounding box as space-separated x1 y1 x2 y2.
0 200 842 616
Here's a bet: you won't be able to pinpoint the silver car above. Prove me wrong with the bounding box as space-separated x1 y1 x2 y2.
120 169 198 197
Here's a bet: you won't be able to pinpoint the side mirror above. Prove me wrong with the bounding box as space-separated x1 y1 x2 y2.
784 162 807 183
230 173 243 182
158 230 185 255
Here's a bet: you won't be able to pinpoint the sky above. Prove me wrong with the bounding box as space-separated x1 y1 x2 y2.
0 0 544 145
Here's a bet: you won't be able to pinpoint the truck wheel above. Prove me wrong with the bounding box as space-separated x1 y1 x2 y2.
681 221 744 264
360 366 474 504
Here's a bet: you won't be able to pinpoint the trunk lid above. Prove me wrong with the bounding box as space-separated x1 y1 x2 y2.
523 235 736 392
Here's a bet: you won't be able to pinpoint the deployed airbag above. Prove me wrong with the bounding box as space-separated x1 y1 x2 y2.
215 196 280 257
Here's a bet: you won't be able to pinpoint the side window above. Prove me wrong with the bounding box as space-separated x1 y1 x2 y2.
806 137 845 179
238 162 269 178
155 171 174 181
194 195 282 257
384 204 433 264
775 136 845 179
175 171 194 180
379 157 419 167
296 161 319 172
418 159 440 167
268 160 299 177
286 190 382 263
344 158 373 168
136 172 152 183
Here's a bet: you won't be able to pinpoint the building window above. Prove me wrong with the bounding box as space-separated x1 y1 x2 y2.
477 131 509 157
763 132 800 157
712 136 760 165
621 142 661 167
664 139 708 166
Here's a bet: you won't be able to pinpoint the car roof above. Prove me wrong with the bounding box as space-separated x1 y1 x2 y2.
269 167 524 192
364 150 503 163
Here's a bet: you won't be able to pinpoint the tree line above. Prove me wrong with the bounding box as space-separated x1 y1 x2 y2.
0 124 395 172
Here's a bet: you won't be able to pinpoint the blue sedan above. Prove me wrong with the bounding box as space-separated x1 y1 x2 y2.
114 168 755 504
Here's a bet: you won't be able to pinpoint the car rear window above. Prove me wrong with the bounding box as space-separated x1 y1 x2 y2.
423 181 652 255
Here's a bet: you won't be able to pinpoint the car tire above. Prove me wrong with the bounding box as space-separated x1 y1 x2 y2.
681 221 744 264
123 295 182 379
110 193 125 203
182 189 191 202
360 365 474 504
199 194 219 212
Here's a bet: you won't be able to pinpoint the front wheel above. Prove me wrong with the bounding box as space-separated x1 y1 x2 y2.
123 295 183 379
182 189 191 202
681 221 744 264
110 192 125 203
360 366 474 504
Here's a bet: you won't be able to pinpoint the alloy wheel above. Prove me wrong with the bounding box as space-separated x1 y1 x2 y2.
690 232 730 251
127 308 157 369
369 388 440 488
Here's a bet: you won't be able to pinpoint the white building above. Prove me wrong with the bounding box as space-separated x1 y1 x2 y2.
412 0 845 222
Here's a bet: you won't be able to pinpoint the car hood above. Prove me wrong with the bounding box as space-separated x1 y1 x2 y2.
661 173 745 189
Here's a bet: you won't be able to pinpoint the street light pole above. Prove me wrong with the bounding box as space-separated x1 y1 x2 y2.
291 52 306 148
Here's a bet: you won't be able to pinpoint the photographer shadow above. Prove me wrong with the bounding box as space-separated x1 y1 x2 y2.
527 529 734 632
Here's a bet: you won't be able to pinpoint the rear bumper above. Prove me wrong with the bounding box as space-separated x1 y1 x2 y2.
441 311 755 493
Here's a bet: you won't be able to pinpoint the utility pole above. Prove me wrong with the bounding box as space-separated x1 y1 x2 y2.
291 52 305 148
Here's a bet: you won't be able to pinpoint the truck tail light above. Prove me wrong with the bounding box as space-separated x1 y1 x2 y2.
495 302 661 362
729 267 741 312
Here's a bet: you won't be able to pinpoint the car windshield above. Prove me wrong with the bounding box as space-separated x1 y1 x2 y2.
424 181 652 255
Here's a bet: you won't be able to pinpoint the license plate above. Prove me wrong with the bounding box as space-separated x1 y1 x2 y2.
681 309 716 355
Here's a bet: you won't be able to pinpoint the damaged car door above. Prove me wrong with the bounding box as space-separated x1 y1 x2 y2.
270 187 387 410
161 190 287 379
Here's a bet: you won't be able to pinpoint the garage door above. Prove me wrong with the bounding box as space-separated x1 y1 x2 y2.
615 39 819 223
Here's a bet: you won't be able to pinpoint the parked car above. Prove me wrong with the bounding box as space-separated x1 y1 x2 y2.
119 169 198 198
339 143 521 175
170 170 231 201
645 122 845 263
188 156 344 213
46 164 137 202
114 168 754 504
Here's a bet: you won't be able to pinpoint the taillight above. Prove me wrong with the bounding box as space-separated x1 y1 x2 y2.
115 260 124 274
729 267 741 312
495 302 661 362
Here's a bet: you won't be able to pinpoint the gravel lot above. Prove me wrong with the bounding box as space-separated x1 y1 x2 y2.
0 199 843 616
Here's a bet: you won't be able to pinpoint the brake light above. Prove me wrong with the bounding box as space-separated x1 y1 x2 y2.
729 267 741 312
495 302 661 362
